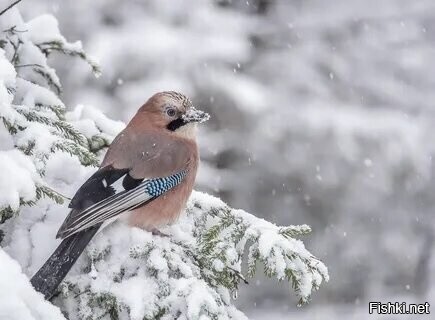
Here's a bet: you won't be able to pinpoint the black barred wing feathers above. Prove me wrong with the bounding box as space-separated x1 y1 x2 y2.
57 166 188 239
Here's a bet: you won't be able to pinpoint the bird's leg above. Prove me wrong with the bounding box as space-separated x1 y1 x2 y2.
151 228 170 237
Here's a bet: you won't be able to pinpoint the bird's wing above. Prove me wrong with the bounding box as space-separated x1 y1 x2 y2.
57 130 193 239
57 167 188 239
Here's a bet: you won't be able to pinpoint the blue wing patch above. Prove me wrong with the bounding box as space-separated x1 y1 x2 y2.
145 171 187 197
58 169 188 239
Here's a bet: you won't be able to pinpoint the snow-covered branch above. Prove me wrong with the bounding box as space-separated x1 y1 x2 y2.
52 192 328 319
0 4 328 320
0 6 106 222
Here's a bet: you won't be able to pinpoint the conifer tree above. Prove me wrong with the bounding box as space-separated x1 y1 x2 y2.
0 4 101 225
0 3 328 320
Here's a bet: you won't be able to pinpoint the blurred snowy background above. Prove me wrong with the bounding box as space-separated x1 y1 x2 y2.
16 0 435 318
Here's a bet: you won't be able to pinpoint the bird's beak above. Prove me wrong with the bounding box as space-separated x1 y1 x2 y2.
182 107 210 124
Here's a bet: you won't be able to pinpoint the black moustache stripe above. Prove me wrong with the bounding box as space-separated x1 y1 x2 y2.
167 118 186 131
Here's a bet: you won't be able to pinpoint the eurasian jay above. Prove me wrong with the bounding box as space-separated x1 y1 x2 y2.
30 91 209 300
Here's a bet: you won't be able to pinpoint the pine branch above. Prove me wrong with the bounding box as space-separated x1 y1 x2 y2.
37 41 101 76
34 103 66 120
52 141 99 166
55 193 328 319
33 67 62 94
0 184 64 224
0 7 329 319
37 185 67 204
15 107 86 144
0 0 22 17
14 63 44 68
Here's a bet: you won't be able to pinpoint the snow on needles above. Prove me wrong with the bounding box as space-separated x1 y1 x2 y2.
45 191 328 319
26 14 68 45
0 7 109 219
0 5 328 320
0 150 40 211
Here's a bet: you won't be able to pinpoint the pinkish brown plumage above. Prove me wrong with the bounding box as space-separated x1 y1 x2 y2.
30 91 209 299
127 140 197 229
100 92 201 229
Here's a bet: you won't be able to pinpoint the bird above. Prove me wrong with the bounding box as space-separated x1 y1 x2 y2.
30 91 209 300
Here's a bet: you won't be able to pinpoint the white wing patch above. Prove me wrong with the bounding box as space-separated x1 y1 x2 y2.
111 176 125 193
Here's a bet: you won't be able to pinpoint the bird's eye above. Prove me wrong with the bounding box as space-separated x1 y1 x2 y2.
166 108 176 117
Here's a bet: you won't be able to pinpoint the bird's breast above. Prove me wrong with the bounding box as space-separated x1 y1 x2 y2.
127 160 198 230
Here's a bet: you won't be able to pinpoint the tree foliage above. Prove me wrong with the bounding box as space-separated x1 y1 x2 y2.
0 3 328 320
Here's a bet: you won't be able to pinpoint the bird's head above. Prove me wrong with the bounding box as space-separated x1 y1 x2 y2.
139 91 209 139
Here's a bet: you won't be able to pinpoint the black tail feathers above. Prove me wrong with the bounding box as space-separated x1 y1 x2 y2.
30 225 100 300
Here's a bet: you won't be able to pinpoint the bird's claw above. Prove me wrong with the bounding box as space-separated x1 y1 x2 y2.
151 228 170 237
